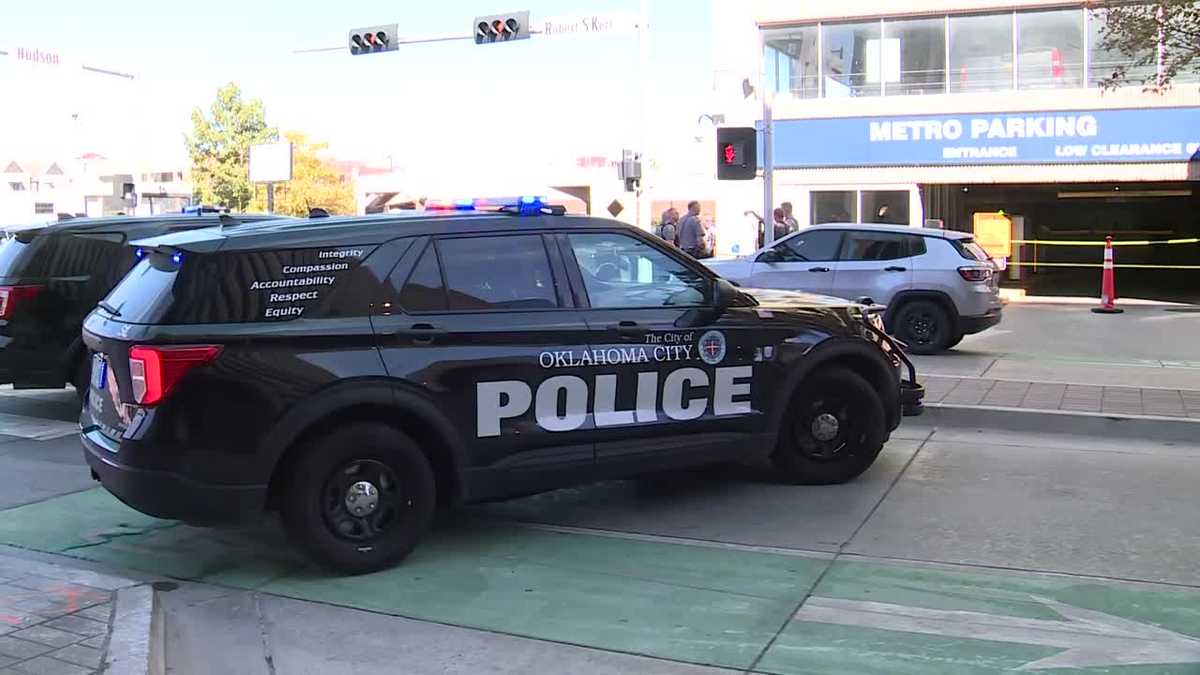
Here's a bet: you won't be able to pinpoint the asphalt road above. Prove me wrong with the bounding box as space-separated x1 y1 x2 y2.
0 384 1197 673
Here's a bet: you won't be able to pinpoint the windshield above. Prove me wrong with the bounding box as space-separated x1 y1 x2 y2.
0 235 40 279
99 257 179 324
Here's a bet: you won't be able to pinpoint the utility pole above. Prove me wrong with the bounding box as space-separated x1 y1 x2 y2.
636 0 650 231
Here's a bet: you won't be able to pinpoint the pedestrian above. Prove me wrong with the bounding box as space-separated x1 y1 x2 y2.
678 201 711 259
781 201 799 232
773 207 789 242
658 207 679 246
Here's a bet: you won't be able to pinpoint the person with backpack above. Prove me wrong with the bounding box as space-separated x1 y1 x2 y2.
657 207 679 246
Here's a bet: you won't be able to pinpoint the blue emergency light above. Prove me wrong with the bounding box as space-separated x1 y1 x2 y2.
426 196 548 216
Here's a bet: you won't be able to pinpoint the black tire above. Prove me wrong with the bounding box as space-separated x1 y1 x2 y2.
280 422 436 575
773 367 886 485
945 332 965 350
893 300 954 354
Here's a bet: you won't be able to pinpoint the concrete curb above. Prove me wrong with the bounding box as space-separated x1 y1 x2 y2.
105 584 162 675
922 402 1200 443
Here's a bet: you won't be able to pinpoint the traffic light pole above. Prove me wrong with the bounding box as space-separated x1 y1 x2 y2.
762 92 774 246
266 183 274 214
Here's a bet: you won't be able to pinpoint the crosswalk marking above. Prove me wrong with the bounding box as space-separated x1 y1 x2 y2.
0 412 79 440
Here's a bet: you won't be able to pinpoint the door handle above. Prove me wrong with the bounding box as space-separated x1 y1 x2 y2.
885 266 908 272
808 266 831 273
398 323 446 344
607 320 647 337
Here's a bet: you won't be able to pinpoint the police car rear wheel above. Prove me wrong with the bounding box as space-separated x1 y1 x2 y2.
280 423 436 575
773 367 885 485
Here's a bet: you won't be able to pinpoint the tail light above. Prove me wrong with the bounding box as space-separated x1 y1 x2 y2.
957 267 992 283
128 345 222 406
0 285 43 319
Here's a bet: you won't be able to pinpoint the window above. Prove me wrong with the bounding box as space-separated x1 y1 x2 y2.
909 236 927 257
33 203 53 215
822 21 882 97
862 191 909 225
841 232 911 261
1087 7 1157 87
1018 9 1084 89
949 237 991 261
764 26 820 99
569 232 709 308
776 229 843 262
398 242 446 312
883 17 947 95
811 191 857 224
949 13 1014 92
437 236 558 311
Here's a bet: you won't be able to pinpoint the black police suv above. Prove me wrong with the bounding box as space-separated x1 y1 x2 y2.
0 213 280 398
80 204 923 574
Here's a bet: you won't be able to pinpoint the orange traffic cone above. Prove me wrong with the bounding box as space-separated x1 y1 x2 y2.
1091 235 1124 314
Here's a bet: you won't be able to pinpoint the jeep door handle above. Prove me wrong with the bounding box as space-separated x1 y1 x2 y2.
398 323 446 343
607 321 647 338
885 266 907 272
808 266 831 273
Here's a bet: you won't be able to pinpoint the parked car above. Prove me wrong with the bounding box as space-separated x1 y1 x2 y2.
0 212 283 398
704 223 1002 354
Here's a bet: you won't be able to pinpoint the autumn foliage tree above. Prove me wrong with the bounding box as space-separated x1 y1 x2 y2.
249 131 355 216
186 83 278 211
1091 0 1200 90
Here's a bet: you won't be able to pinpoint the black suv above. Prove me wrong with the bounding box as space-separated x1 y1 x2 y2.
0 213 280 397
81 206 923 574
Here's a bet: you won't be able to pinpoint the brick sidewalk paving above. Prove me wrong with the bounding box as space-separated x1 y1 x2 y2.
0 555 135 675
924 375 1200 418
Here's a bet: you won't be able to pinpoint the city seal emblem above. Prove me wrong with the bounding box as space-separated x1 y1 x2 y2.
698 330 727 365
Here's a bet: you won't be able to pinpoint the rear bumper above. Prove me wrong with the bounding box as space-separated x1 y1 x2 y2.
959 308 1003 335
81 428 266 524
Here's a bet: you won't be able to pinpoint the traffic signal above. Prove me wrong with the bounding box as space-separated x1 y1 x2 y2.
716 127 757 180
474 11 530 44
348 24 398 55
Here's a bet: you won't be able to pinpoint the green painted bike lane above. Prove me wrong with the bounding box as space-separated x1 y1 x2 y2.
2 489 1198 673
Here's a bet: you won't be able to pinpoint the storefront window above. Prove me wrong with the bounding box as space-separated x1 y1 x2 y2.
812 191 857 224
949 13 1014 92
862 191 910 225
1086 7 1159 87
882 17 946 95
821 22 881 97
764 26 820 99
1018 9 1084 89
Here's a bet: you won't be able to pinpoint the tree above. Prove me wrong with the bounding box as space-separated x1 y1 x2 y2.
1091 1 1200 90
249 131 355 217
186 83 278 211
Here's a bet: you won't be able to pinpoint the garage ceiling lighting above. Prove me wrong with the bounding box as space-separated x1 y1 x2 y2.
1057 190 1193 199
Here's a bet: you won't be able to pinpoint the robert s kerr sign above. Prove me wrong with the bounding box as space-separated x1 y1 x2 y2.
767 107 1200 168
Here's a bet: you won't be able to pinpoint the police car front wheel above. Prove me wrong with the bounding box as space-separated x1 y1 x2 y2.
773 367 886 485
280 423 436 575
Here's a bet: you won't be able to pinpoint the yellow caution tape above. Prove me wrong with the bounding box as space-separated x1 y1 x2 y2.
1006 261 1200 269
1010 238 1199 246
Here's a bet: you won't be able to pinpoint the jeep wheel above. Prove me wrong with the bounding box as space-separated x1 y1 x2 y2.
893 300 953 354
281 423 436 575
773 367 886 485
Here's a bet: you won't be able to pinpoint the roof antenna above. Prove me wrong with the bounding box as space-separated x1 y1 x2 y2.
218 214 238 228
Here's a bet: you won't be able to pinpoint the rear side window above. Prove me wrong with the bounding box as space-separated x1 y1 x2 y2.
436 235 558 311
0 236 40 278
908 236 927 256
100 258 179 324
841 231 910 261
399 242 447 313
949 237 991 261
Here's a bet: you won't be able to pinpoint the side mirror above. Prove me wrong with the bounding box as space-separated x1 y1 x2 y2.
714 277 741 309
757 248 781 264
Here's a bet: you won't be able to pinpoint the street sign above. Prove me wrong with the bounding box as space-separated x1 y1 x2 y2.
539 12 639 38
973 211 1012 259
249 143 293 184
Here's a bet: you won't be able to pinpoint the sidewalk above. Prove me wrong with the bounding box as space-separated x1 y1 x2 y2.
0 550 153 675
924 375 1200 418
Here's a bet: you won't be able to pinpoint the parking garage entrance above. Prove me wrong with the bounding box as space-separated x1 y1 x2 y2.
923 182 1200 303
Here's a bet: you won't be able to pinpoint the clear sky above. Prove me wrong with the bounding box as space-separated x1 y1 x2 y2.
1 0 715 181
